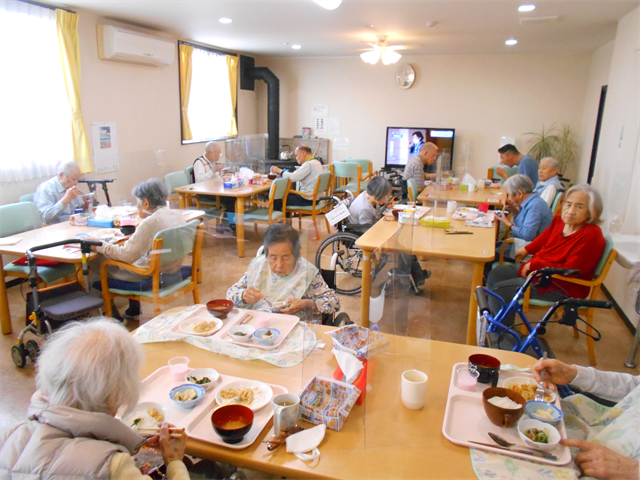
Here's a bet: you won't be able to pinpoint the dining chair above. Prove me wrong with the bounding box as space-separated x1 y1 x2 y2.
164 171 190 193
286 172 333 240
406 178 419 203
18 193 35 203
330 162 362 196
1 203 77 288
487 166 519 181
551 191 564 215
100 220 204 316
185 165 195 183
344 159 374 190
244 178 290 235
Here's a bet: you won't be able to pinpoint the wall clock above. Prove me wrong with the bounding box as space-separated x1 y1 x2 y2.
396 64 415 89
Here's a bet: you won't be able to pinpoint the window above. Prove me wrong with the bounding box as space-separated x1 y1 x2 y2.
179 41 238 144
0 1 74 182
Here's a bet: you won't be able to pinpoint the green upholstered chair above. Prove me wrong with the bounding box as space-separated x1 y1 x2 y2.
18 193 35 203
331 162 362 196
101 220 204 316
344 159 374 190
406 178 419 203
286 172 333 240
0 202 76 285
551 191 564 215
244 178 290 234
164 171 190 193
185 165 195 183
487 166 519 181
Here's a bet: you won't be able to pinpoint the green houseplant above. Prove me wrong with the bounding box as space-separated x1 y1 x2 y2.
524 124 579 175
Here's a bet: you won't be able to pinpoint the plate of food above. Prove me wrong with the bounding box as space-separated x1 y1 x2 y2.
214 380 273 412
179 316 223 336
121 401 168 431
502 376 557 403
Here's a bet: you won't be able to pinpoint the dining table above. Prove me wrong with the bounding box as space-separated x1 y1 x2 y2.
174 178 273 258
355 209 496 346
0 209 205 334
139 320 534 480
417 184 507 207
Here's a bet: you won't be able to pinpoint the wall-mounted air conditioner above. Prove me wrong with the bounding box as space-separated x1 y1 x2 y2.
97 25 175 67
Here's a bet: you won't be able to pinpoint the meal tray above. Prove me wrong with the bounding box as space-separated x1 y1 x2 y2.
442 362 571 466
185 375 287 450
171 306 300 351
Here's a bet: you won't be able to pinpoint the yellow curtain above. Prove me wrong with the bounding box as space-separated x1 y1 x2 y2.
179 44 194 141
56 10 93 173
227 55 238 137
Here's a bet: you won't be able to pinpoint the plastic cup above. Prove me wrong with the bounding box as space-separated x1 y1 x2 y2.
168 356 190 381
478 203 489 213
456 367 479 392
401 370 428 410
447 201 457 215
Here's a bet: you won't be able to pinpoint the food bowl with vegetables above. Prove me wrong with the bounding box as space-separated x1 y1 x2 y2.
253 327 280 346
169 384 205 409
185 368 219 391
524 400 563 424
228 325 255 342
517 418 561 451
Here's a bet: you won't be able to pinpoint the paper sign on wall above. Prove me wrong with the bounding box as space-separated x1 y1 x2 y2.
332 138 350 151
92 122 119 173
315 117 327 135
328 117 340 135
312 104 328 116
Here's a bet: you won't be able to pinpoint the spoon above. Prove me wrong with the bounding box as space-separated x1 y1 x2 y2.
488 433 558 460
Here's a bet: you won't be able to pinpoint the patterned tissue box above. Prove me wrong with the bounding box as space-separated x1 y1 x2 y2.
331 324 388 359
299 376 361 431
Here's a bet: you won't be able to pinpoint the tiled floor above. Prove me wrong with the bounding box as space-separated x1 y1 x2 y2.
1 217 638 435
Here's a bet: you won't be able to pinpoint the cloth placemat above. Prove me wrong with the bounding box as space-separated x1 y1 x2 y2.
133 305 317 368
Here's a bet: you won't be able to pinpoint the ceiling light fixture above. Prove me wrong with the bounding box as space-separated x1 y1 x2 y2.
381 49 402 65
505 38 518 46
425 21 438 27
360 44 401 65
518 4 536 12
360 46 381 64
218 17 232 24
313 0 342 10
291 44 302 50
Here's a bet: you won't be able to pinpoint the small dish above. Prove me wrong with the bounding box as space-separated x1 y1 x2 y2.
214 379 273 411
185 368 220 391
228 325 255 342
169 384 205 409
524 401 563 424
179 316 223 337
121 401 168 430
211 404 254 444
517 418 561 451
253 327 280 346
206 299 234 319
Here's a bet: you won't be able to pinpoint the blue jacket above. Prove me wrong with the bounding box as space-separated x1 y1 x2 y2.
517 155 539 185
511 192 553 242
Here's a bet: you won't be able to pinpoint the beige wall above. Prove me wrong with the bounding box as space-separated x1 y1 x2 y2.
0 11 258 206
255 53 591 180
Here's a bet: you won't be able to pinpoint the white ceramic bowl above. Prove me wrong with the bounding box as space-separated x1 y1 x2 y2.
228 325 255 342
525 401 563 424
169 384 205 409
185 368 219 391
253 327 280 346
517 418 561 451
502 376 557 403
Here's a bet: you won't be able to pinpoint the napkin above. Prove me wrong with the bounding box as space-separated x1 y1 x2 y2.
94 205 113 221
286 424 326 461
334 350 363 384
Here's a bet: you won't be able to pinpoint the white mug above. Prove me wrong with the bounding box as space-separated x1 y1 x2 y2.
272 393 300 435
446 200 457 214
401 370 428 410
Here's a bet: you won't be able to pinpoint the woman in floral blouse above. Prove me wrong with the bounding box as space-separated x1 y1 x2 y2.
227 224 340 323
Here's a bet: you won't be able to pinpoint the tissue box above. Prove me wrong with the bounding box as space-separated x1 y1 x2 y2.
332 358 367 405
87 218 114 228
419 216 450 228
223 180 238 189
299 376 361 431
331 325 388 359
458 184 478 191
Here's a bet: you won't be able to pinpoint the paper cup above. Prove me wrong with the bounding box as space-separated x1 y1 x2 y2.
446 201 457 215
401 370 428 410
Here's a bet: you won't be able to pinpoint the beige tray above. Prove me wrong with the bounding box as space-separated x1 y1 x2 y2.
442 362 572 466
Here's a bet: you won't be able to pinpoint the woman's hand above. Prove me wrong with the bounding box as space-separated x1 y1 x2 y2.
280 298 312 314
270 166 282 174
242 286 263 304
514 247 528 263
562 439 639 480
532 358 577 390
520 262 531 277
158 423 187 466
494 212 512 227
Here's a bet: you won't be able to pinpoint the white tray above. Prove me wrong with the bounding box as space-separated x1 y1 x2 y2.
442 362 572 466
185 375 287 450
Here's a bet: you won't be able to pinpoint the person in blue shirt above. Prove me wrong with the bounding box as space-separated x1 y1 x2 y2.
534 157 565 206
495 144 539 185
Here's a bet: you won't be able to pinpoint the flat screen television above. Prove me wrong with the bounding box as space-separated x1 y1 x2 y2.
384 127 455 172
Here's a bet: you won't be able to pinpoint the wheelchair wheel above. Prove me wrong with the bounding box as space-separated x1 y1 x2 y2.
11 345 28 368
315 232 363 295
25 340 40 363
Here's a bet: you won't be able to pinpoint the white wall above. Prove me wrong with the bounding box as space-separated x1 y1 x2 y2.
255 53 591 179
0 11 258 206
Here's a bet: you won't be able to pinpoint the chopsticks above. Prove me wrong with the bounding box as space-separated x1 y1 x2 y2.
136 427 185 438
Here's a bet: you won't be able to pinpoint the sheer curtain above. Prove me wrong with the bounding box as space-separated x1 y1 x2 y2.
0 1 73 182
186 48 235 142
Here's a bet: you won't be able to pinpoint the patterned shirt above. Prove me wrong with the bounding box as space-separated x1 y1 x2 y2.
34 176 84 224
402 155 425 186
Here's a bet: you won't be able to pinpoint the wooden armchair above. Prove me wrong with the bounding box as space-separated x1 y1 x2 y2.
286 172 333 240
244 178 290 235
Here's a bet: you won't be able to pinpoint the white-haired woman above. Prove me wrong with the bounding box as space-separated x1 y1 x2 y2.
0 319 189 479
347 175 394 225
486 184 606 326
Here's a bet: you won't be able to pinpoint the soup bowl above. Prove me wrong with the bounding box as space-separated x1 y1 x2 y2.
211 404 254 444
206 299 234 319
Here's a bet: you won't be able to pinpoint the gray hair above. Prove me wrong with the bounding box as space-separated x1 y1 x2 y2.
57 161 80 177
204 141 220 155
366 176 392 201
420 142 437 155
36 318 144 414
540 157 560 171
503 174 534 196
263 223 301 259
564 183 603 225
132 178 168 209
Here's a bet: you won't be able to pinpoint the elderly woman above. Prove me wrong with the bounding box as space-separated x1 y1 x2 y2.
227 223 340 322
92 178 186 320
534 157 565 206
486 183 605 326
347 176 393 224
0 319 189 479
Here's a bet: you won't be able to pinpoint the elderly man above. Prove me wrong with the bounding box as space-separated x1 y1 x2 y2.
192 141 224 183
403 142 439 192
270 145 323 209
534 157 564 206
34 161 90 224
496 144 538 185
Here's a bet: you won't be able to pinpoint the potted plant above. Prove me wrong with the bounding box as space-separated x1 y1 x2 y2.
524 124 578 175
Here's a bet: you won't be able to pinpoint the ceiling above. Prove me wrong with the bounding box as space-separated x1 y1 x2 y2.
46 0 638 57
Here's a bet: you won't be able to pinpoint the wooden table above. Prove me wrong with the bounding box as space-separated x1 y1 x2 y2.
175 178 272 258
355 212 496 345
140 324 532 480
0 210 204 334
417 184 506 207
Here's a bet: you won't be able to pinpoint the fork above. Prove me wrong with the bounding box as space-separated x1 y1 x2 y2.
534 352 548 402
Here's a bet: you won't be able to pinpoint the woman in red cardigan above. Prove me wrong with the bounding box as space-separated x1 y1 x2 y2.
486 184 605 326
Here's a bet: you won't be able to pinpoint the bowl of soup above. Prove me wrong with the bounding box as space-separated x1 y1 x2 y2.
206 299 234 319
211 404 254 444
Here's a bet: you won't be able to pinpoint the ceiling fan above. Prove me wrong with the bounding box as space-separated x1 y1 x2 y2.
345 35 424 65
